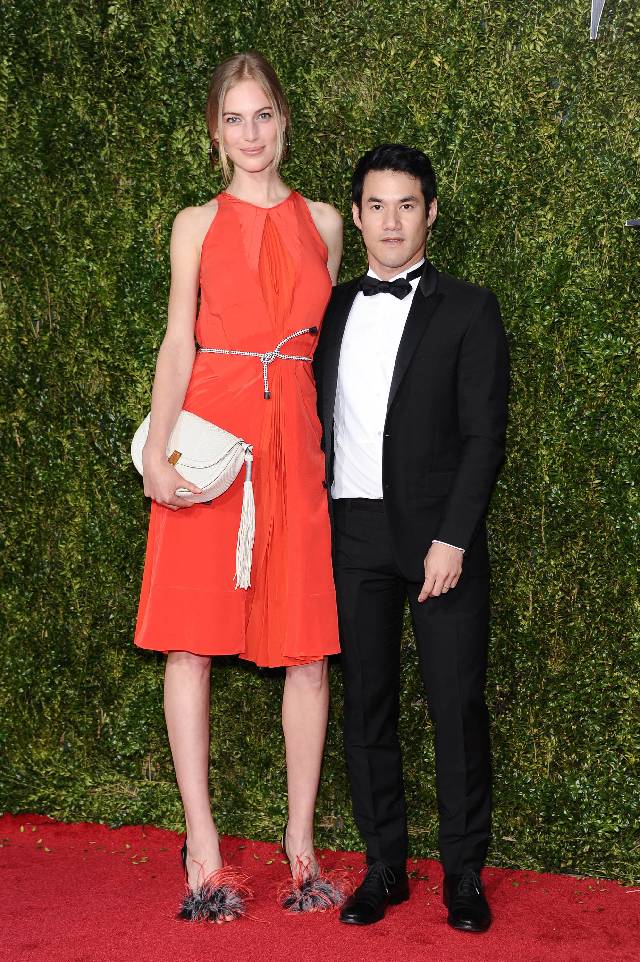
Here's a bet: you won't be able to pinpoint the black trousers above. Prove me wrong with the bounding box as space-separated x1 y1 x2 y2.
332 498 492 876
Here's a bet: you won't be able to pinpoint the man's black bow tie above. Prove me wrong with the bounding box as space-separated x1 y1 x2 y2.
358 264 424 300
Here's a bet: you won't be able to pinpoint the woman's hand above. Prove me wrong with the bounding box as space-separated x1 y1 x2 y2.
142 446 203 510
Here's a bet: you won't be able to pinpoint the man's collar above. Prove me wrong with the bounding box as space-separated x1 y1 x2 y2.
367 257 426 283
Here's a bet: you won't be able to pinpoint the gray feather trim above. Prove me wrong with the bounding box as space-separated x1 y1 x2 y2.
178 873 247 922
281 875 347 913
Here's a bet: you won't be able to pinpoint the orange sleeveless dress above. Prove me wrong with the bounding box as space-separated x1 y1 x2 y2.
134 191 340 667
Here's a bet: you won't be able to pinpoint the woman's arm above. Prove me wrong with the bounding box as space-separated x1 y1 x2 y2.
305 200 343 284
142 202 217 509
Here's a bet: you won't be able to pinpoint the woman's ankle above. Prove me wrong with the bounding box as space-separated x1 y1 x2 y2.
284 820 314 852
184 824 223 871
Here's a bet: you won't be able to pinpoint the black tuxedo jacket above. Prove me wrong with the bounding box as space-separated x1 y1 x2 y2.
313 260 510 580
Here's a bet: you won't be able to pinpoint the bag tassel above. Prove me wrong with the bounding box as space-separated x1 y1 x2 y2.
234 449 255 590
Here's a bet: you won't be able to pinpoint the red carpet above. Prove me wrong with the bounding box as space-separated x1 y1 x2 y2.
0 814 638 962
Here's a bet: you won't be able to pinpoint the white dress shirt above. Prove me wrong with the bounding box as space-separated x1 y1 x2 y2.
332 258 463 553
332 260 424 499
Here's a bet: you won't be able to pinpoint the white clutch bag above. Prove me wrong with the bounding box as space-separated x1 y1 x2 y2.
131 410 255 589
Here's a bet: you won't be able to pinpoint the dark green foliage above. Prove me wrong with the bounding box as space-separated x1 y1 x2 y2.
1 1 638 881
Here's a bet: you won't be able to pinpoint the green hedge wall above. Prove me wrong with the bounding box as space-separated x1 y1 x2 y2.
1 0 638 881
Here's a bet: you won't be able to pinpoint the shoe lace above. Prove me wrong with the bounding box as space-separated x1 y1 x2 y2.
360 861 397 897
456 870 481 898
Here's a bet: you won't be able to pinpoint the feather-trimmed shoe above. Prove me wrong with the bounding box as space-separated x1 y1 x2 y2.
177 839 251 923
278 824 351 913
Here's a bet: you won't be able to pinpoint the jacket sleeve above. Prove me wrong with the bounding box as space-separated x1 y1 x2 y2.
434 290 510 551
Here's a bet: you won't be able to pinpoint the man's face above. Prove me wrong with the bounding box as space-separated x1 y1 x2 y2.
353 169 437 280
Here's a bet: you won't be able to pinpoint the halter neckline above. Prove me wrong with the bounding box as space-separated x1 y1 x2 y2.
219 190 295 211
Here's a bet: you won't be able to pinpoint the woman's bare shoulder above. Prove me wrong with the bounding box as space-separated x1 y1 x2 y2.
302 197 342 229
301 198 343 253
171 199 219 248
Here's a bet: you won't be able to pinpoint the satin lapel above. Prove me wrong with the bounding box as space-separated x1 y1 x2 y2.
322 278 361 436
386 261 442 415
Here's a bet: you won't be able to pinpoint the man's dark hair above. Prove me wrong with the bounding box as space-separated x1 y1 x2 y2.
351 143 437 211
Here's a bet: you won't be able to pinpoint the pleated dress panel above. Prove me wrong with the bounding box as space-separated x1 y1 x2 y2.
134 191 340 667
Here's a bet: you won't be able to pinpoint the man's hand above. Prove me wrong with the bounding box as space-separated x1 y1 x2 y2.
418 542 463 602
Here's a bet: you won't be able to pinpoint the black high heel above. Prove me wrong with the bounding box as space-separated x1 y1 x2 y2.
177 836 251 922
278 823 350 912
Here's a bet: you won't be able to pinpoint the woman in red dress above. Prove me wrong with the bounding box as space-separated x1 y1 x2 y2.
134 52 343 919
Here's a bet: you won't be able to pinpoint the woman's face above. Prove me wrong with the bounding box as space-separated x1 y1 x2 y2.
216 79 281 174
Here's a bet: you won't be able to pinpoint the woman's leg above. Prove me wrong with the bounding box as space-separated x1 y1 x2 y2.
281 657 330 876
164 650 222 890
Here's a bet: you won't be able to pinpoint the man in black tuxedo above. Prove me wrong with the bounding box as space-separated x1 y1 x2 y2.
314 144 509 931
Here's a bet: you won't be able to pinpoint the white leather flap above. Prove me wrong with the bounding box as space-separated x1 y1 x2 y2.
131 410 252 502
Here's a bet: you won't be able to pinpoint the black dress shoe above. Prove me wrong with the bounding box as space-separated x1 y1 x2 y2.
443 870 492 932
339 861 409 925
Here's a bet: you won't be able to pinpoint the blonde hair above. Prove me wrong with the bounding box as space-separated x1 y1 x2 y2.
205 52 290 183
